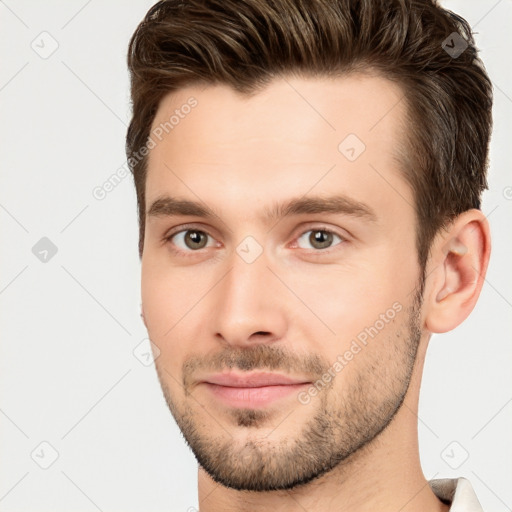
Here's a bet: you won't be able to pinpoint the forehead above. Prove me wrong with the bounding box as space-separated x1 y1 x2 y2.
146 73 412 222
150 72 406 149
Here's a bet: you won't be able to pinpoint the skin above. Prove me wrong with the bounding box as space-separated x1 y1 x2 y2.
140 73 491 512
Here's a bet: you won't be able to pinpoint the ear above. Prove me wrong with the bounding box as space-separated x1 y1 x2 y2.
423 209 491 333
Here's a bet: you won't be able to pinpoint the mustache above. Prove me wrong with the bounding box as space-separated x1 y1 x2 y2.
182 344 330 389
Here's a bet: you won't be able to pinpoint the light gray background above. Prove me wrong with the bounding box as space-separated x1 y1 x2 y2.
0 1 510 511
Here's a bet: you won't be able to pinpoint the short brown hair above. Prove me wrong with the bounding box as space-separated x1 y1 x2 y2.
126 0 493 269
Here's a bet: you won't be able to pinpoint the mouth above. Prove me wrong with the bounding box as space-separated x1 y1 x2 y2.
199 371 311 408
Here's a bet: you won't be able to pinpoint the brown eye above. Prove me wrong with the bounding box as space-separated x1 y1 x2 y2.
184 230 208 249
168 229 212 251
309 230 334 249
296 229 343 250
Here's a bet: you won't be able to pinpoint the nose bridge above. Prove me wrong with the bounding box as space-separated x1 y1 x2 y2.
221 246 273 318
211 242 286 344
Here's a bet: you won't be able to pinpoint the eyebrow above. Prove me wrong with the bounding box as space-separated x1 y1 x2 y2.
147 194 377 224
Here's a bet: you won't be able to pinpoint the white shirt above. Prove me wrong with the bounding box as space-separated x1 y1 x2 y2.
430 478 483 511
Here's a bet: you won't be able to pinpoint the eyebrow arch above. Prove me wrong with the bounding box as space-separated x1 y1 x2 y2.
265 195 377 223
147 194 377 224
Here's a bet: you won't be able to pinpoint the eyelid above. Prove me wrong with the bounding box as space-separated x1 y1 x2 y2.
164 223 210 240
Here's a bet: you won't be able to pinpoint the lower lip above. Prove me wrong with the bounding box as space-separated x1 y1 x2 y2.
202 382 310 407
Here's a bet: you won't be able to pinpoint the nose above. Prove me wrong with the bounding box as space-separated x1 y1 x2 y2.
210 246 288 348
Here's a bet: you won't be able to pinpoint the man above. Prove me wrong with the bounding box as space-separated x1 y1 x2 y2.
126 0 493 510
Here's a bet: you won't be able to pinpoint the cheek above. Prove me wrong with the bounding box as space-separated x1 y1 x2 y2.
141 253 203 327
286 254 415 352
141 257 220 374
142 278 189 392
290 269 414 394
142 260 172 330
141 259 192 356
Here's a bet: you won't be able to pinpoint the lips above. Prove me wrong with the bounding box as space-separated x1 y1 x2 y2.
202 371 311 388
199 372 312 408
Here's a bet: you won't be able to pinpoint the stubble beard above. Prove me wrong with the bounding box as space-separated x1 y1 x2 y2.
154 287 423 491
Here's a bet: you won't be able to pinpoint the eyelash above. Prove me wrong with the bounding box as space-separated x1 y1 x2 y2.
163 223 347 256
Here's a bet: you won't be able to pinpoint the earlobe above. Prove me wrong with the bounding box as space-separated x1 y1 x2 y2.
425 210 491 333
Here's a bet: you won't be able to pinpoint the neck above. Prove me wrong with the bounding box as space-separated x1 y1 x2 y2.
197 342 449 512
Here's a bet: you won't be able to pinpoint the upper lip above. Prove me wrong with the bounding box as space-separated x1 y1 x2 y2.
201 372 311 388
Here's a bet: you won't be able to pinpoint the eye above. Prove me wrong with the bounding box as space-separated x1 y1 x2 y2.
296 229 344 250
167 229 215 251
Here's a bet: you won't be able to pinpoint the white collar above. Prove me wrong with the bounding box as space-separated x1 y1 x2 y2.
429 477 484 511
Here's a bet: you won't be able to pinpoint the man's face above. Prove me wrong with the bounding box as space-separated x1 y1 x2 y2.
141 74 424 490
